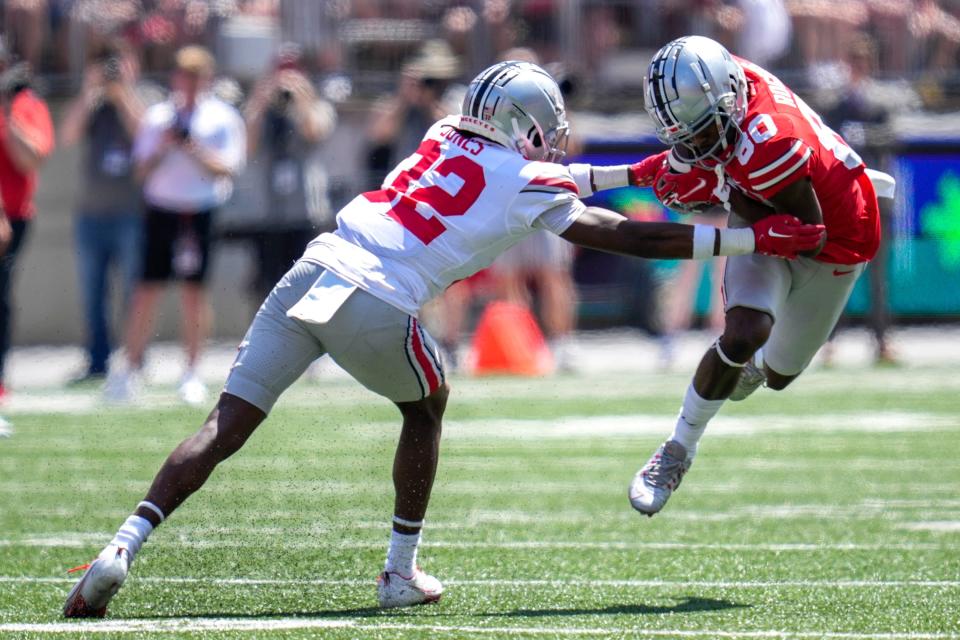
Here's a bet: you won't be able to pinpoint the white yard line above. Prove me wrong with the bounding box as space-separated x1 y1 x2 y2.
335 541 949 552
4 576 959 588
440 411 958 440
20 500 960 527
0 619 957 638
117 411 948 439
4 478 956 498
0 537 952 552
896 521 960 532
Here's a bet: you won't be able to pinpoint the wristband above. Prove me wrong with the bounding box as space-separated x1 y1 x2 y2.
567 163 594 197
569 164 631 197
691 224 716 260
590 164 631 192
716 227 755 256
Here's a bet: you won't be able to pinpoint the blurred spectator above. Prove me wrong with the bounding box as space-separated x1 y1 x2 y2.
732 0 791 66
60 38 148 385
580 3 623 78
279 0 344 73
365 39 461 189
3 0 47 72
421 276 478 370
658 212 727 370
786 0 868 77
242 43 337 301
0 39 54 399
492 230 578 371
910 0 960 74
825 32 900 364
907 0 960 107
490 47 579 372
106 45 245 405
866 0 911 75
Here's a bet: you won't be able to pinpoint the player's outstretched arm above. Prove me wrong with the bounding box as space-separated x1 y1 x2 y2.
568 152 669 197
560 206 825 260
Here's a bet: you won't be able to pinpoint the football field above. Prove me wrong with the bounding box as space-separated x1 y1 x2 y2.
1 352 959 638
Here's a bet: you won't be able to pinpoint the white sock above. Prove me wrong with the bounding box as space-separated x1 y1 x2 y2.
384 529 421 577
108 515 154 562
670 384 725 459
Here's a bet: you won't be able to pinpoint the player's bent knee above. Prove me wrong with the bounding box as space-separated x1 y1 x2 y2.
721 308 773 361
719 331 767 363
397 383 450 427
422 384 450 425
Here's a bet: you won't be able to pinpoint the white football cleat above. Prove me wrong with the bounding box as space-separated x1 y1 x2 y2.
177 371 208 407
0 416 12 438
629 440 692 517
377 567 443 608
63 545 130 618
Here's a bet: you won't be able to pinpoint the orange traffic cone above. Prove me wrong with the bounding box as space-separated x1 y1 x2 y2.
468 301 553 376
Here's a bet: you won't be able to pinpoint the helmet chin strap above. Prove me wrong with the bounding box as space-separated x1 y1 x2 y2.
715 115 729 152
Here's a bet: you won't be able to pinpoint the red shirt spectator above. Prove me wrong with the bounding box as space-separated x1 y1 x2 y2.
0 88 55 219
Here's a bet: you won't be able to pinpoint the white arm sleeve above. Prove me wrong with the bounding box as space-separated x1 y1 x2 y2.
568 163 594 198
568 163 632 198
532 199 587 235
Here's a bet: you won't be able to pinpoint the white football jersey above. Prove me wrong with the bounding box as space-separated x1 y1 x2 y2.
301 116 585 316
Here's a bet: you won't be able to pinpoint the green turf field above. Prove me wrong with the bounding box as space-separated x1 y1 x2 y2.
1 363 959 638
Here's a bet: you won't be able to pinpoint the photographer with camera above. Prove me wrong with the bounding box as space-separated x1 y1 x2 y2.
106 46 245 405
366 40 461 190
0 39 54 405
242 44 337 302
60 39 151 385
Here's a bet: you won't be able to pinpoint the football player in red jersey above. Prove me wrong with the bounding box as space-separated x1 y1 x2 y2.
628 36 896 516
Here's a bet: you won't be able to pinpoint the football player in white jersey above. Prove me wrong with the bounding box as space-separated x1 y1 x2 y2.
64 61 824 617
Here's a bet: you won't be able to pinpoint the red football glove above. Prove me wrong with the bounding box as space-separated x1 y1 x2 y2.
628 150 669 187
752 214 827 259
630 150 724 214
653 163 723 214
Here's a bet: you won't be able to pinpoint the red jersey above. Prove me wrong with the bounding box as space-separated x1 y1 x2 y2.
722 57 880 264
0 89 55 220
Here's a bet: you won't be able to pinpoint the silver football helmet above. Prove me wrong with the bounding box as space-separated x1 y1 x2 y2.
458 61 569 162
644 36 748 167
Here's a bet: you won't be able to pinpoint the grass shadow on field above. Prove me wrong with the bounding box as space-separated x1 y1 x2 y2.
499 597 748 618
122 598 746 622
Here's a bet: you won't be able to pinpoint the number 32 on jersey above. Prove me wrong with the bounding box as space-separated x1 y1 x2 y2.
362 139 487 245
